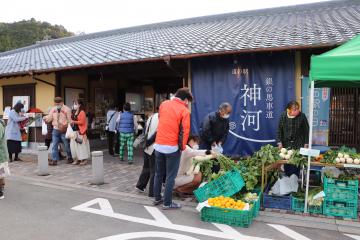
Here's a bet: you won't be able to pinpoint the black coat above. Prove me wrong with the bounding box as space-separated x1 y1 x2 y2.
200 111 229 144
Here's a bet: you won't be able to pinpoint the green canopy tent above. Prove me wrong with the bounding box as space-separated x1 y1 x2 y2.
304 34 360 212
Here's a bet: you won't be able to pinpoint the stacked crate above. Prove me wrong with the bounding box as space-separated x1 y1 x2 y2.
323 177 358 219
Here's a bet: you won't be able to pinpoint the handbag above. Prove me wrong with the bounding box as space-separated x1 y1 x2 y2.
75 132 83 144
0 162 11 178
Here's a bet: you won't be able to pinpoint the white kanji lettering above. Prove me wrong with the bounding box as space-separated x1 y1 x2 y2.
265 93 273 102
266 102 274 111
240 84 261 106
265 77 273 86
241 110 262 131
266 111 274 119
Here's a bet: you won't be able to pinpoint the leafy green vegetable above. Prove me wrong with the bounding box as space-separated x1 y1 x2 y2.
288 150 307 167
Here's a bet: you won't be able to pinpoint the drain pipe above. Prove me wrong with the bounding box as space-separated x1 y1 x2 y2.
164 55 183 79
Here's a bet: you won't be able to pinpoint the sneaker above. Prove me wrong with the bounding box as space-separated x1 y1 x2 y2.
0 191 4 200
162 202 182 210
49 160 58 166
135 186 145 193
128 161 133 165
152 198 164 206
67 158 74 164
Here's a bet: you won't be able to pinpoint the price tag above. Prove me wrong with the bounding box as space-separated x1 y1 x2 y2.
300 148 320 157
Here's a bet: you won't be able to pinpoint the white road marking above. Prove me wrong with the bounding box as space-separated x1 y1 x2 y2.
72 198 272 240
212 223 244 238
144 206 172 225
268 224 312 240
345 234 360 240
97 231 201 240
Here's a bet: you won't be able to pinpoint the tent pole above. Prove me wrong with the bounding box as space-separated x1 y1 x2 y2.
304 80 315 213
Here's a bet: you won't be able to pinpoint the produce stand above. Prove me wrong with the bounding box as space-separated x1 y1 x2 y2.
261 160 348 192
306 33 360 212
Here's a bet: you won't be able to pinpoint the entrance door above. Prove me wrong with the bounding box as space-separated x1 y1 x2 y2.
329 88 359 150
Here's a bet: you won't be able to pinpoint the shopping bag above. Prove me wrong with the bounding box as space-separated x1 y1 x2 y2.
133 134 145 148
42 120 48 136
65 124 75 139
0 162 11 178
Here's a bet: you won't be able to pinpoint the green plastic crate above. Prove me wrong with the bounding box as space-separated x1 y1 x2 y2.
323 200 358 219
194 168 245 202
251 190 262 217
291 197 323 214
324 187 358 202
324 177 358 191
201 205 254 228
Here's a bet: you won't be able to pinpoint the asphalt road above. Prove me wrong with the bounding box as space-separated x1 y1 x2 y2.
0 178 358 240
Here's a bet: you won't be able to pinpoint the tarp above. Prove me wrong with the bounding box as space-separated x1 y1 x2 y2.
310 34 360 87
191 53 295 156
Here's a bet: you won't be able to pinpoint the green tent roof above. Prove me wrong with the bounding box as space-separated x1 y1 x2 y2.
310 34 360 87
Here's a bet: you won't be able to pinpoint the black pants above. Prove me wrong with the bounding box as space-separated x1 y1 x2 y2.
136 151 156 197
107 131 120 155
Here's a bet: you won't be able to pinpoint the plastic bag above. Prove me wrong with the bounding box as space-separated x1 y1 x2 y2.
212 144 223 154
0 162 11 178
270 174 298 196
133 134 145 148
41 120 48 136
65 124 75 139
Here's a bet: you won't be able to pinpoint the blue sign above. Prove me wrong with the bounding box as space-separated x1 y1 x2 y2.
301 77 330 145
191 53 295 156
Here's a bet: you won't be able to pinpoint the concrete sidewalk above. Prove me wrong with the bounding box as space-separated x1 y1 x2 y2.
11 148 147 194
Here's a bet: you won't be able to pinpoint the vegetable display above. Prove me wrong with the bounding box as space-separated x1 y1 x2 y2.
239 144 280 190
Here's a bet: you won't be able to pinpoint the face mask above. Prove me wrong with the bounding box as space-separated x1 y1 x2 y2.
222 114 230 119
192 144 199 150
56 105 62 110
73 104 79 110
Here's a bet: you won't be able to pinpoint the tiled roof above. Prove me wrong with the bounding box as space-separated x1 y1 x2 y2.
1 0 360 77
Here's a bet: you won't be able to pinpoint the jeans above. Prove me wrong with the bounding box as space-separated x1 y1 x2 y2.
52 129 72 161
136 151 155 197
154 150 181 206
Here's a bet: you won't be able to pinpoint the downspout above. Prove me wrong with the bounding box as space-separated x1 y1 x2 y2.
163 55 183 80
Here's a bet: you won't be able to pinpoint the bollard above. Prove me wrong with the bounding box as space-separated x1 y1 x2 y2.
91 151 104 185
37 145 49 176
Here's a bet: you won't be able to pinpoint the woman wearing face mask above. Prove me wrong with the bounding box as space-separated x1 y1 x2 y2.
174 135 214 197
5 102 28 162
277 100 309 176
70 99 90 165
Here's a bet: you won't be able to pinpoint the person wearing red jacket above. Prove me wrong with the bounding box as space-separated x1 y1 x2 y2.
153 87 193 210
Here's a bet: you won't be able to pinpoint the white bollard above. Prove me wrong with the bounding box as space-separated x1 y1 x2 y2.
91 151 104 185
37 145 49 176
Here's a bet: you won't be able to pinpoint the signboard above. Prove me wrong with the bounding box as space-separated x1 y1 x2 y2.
301 77 330 145
191 53 295 155
12 96 30 112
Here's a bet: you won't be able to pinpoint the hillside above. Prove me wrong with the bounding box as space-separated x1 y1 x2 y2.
0 18 73 52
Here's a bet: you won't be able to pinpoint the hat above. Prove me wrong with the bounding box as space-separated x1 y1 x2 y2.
54 97 63 103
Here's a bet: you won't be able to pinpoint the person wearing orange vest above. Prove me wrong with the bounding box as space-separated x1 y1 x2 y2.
153 88 193 210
